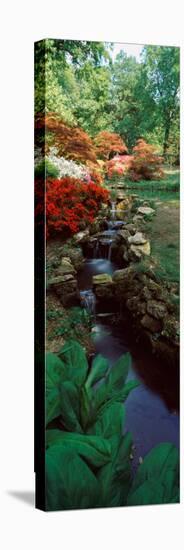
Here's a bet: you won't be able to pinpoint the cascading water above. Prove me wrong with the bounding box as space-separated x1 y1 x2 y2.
77 193 179 469
111 201 116 220
107 241 112 261
93 240 99 258
80 289 96 316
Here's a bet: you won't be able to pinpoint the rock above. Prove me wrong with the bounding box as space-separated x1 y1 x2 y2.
93 273 114 299
130 241 151 256
123 249 129 262
48 273 78 306
147 300 167 320
128 246 142 261
126 297 146 315
141 314 162 333
49 273 75 285
112 267 134 283
89 221 100 235
125 224 137 235
112 267 140 301
115 229 130 243
93 274 112 285
133 215 145 224
137 206 155 216
73 229 89 243
55 257 76 276
128 232 147 245
161 317 179 344
116 198 132 219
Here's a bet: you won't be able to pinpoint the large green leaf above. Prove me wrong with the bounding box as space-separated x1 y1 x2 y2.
58 340 88 387
46 352 67 390
59 381 82 433
85 354 109 389
109 432 133 507
105 353 131 397
127 443 179 506
97 432 133 507
119 380 139 402
46 430 111 468
46 446 99 511
80 385 92 431
91 402 125 439
46 352 67 425
46 387 61 426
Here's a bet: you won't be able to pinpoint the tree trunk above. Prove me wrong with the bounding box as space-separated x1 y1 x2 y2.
163 121 170 156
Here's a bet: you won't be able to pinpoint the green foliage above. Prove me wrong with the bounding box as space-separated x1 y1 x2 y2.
45 341 179 510
35 158 59 179
48 307 91 340
45 340 138 510
127 443 179 505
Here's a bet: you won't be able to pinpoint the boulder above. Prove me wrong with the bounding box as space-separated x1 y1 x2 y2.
115 229 130 244
73 229 89 243
93 274 112 285
133 215 145 224
125 223 137 235
128 246 142 262
126 296 146 315
55 257 76 276
147 300 167 320
93 273 114 299
137 206 155 216
128 232 147 245
47 272 79 306
112 267 134 283
130 241 151 257
141 314 162 333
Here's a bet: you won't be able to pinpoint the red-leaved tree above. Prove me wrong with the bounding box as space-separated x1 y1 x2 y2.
94 131 128 160
35 112 97 164
129 139 164 181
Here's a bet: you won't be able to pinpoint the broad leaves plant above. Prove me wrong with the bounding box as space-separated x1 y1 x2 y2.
45 340 179 511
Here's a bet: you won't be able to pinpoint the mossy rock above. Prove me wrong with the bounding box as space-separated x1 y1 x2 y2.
93 273 112 285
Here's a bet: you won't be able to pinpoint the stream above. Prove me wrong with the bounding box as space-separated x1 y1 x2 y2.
77 202 179 470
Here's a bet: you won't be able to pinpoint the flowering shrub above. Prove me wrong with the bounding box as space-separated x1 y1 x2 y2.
45 149 90 181
129 139 164 181
94 131 128 160
106 155 133 179
45 177 109 237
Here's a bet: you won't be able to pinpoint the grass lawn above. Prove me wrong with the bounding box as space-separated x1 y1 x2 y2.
107 166 180 202
144 199 180 288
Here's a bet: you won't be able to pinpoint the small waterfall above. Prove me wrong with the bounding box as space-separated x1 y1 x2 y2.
108 241 112 261
111 201 116 220
80 289 96 316
94 240 99 258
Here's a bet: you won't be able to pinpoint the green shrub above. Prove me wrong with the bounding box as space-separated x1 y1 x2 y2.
35 158 59 179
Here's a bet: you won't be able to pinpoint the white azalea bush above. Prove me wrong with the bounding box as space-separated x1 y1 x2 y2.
35 147 90 182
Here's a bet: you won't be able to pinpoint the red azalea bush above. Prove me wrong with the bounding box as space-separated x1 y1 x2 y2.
45 177 109 237
128 139 164 181
106 155 133 179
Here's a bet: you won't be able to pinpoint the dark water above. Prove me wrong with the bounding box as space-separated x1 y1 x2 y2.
78 255 179 470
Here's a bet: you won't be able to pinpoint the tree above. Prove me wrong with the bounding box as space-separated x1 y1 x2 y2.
142 46 180 155
111 52 157 148
35 113 97 164
129 139 163 180
94 130 128 159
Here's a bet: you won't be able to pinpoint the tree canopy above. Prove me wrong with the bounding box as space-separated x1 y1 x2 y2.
35 39 180 161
